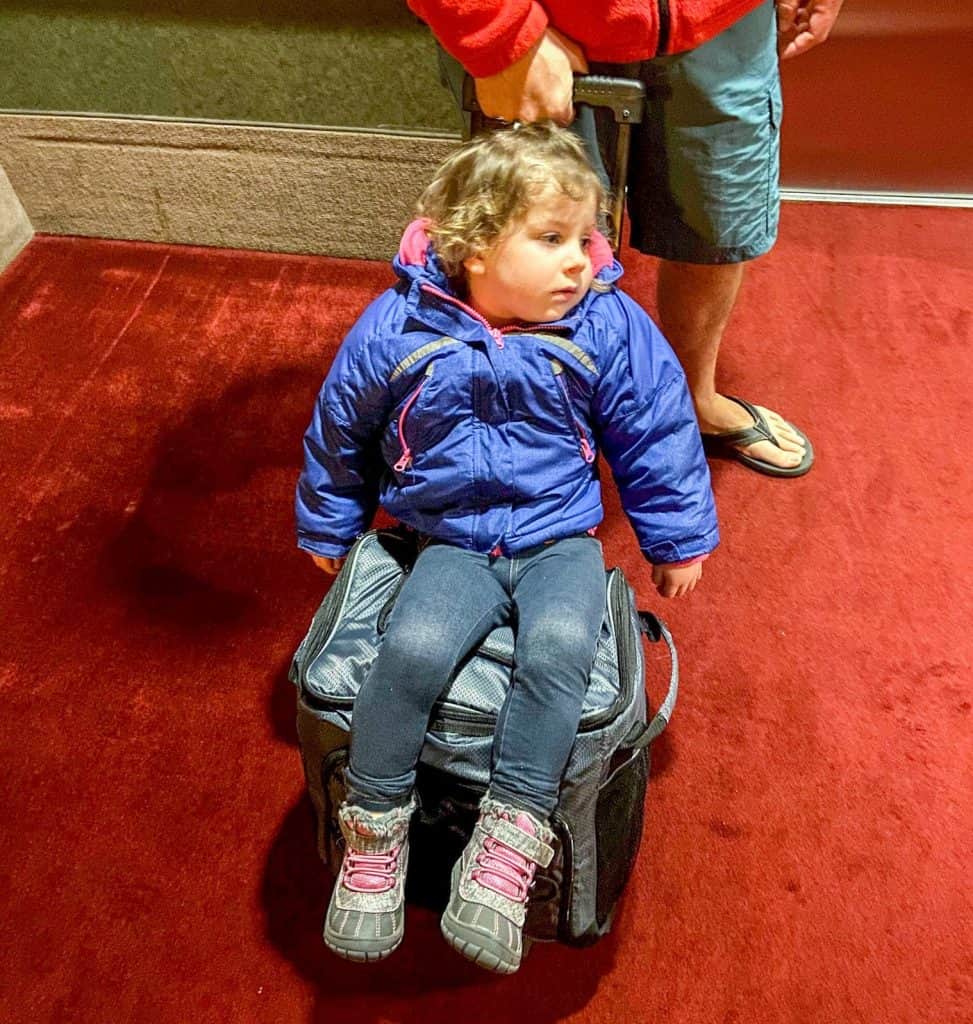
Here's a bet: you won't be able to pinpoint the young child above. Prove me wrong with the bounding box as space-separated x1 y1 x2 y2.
296 123 718 973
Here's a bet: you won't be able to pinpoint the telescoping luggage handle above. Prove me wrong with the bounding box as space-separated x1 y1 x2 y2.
631 611 679 748
461 74 647 252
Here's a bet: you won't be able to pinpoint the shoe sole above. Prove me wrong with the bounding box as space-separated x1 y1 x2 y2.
440 913 519 974
440 859 521 975
323 933 402 962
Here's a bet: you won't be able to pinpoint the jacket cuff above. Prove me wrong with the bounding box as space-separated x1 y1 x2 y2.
644 552 710 569
660 553 708 568
297 537 353 560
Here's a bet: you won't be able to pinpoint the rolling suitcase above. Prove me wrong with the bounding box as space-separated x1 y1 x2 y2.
291 526 678 946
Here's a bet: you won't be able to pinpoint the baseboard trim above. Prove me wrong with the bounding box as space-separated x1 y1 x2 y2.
781 188 973 208
0 113 458 260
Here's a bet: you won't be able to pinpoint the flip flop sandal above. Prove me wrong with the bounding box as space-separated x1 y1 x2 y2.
700 395 814 478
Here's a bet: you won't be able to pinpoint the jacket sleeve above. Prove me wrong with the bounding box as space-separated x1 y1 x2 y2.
295 315 391 558
591 296 719 565
407 0 549 78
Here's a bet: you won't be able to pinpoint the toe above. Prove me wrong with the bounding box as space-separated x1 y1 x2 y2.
753 406 807 453
739 438 804 469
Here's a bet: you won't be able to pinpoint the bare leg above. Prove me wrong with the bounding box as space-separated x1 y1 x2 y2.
656 259 807 471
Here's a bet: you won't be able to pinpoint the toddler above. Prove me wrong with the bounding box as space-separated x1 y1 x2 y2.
296 123 718 973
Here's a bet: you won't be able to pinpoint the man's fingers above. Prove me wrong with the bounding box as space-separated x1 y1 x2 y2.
778 0 842 59
550 27 589 74
776 0 799 34
780 31 821 60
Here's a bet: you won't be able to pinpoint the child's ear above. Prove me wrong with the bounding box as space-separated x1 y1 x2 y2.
463 252 486 277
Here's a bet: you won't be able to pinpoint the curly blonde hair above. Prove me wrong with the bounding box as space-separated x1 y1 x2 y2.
416 122 608 279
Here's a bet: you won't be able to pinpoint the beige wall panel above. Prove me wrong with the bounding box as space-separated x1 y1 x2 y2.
0 164 33 272
0 115 457 260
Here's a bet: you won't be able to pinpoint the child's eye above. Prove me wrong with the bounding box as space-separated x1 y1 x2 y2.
580 236 592 250
540 233 561 245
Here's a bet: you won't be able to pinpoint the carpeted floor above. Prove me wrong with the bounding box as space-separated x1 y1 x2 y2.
1 203 970 1024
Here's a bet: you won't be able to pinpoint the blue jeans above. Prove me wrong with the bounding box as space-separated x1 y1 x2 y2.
346 536 607 820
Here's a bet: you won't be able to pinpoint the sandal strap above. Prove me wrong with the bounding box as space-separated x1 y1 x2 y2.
703 395 777 448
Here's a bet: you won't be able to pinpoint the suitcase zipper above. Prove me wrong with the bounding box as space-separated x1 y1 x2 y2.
300 569 633 736
291 529 403 683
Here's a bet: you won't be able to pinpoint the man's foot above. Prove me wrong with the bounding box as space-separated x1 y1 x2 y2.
323 798 415 962
698 395 813 478
440 796 554 974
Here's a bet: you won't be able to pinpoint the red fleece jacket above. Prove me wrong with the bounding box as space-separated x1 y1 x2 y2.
407 0 766 76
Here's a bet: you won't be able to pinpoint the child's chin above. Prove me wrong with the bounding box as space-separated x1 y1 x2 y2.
540 301 579 322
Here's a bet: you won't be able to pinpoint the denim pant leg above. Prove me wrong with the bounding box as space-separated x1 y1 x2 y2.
489 537 607 819
346 544 510 812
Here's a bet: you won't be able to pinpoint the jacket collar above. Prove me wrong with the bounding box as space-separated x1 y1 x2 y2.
392 219 623 338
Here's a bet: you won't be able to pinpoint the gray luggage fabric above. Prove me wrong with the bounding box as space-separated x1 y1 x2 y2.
290 527 678 945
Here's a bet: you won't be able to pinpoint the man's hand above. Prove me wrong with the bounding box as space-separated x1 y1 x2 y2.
652 561 702 599
777 0 844 60
474 27 588 124
311 553 346 575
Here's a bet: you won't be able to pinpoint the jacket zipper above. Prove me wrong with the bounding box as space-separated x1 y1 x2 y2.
420 284 506 349
393 362 434 472
419 286 583 351
551 359 596 464
656 0 671 56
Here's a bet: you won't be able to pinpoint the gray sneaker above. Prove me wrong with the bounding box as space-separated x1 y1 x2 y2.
323 798 415 962
440 796 555 974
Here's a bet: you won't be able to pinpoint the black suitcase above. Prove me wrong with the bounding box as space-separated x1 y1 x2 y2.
291 527 678 946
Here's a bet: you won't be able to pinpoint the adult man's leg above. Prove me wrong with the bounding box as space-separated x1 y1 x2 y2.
656 260 807 471
627 0 813 476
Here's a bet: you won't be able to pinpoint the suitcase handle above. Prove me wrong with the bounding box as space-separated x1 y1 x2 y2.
631 611 679 748
462 73 645 125
572 75 645 124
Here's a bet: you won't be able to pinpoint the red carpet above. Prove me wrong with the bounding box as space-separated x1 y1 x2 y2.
1 205 970 1023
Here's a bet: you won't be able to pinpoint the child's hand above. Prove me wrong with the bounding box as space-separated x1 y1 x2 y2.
310 553 346 575
651 561 702 598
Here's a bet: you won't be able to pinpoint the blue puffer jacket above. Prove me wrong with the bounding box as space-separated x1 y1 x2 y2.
296 223 719 565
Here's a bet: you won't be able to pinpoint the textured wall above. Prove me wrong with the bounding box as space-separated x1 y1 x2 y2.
0 1 460 133
0 114 456 260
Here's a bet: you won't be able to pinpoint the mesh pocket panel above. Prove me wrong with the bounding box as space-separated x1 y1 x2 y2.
594 745 648 928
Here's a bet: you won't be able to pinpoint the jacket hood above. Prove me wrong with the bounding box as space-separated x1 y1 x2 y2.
392 219 623 335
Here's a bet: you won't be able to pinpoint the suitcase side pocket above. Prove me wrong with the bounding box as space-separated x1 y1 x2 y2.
594 741 649 928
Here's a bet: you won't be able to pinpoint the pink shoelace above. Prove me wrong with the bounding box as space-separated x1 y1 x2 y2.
471 813 538 903
342 844 402 894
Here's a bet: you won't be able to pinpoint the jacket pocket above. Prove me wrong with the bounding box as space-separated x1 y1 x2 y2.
393 362 434 472
551 359 596 464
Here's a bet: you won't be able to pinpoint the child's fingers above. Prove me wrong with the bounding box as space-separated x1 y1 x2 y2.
310 553 345 575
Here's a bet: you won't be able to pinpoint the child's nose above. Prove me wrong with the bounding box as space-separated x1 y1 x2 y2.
563 243 588 272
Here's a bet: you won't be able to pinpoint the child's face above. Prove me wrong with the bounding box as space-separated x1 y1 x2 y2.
463 185 597 327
